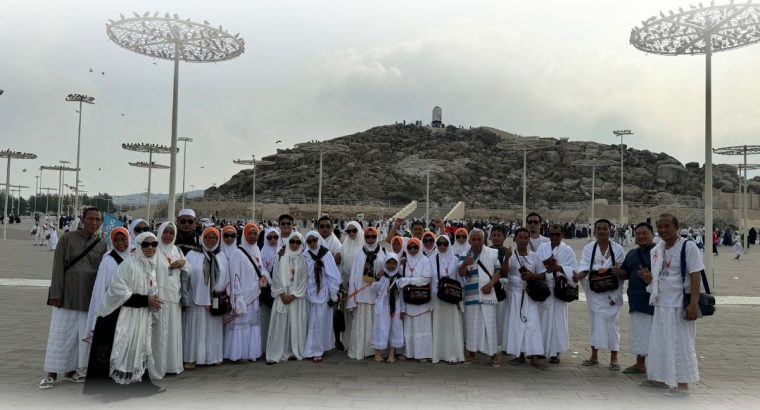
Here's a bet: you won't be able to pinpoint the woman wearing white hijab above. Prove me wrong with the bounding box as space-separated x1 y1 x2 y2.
149 222 191 379
396 238 434 361
337 221 364 351
302 231 342 362
430 234 465 364
266 232 308 364
258 227 278 353
371 253 404 362
450 227 471 260
346 227 385 360
182 227 230 369
83 231 163 394
129 219 150 251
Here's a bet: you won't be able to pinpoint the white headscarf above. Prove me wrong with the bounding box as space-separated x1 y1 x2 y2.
129 219 148 248
276 232 304 288
341 221 364 263
261 227 280 273
304 230 326 253
157 222 177 255
156 222 185 303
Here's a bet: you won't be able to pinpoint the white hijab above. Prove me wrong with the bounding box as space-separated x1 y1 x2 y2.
340 221 365 266
129 219 148 248
261 227 280 273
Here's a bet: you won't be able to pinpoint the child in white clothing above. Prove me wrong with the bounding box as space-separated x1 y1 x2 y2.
371 253 404 363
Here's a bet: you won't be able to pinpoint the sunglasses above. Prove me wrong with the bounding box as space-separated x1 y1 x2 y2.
289 239 302 245
280 221 293 226
365 235 377 240
527 220 540 225
407 245 419 250
266 235 279 240
223 233 237 238
140 241 159 248
436 242 448 247
455 235 466 239
306 238 318 243
178 219 194 225
423 237 435 243
346 229 358 234
318 224 331 229
134 227 150 234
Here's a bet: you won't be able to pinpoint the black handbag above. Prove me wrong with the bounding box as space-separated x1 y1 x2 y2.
238 246 274 308
680 241 715 317
401 261 431 305
209 290 231 316
515 255 550 302
435 254 463 304
553 272 578 302
478 260 506 302
587 242 619 293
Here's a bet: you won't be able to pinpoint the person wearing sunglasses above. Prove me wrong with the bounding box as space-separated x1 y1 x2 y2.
129 219 150 252
370 253 404 363
175 209 200 256
429 235 465 365
451 227 471 261
395 237 433 362
225 223 266 364
535 224 579 366
220 225 239 260
317 216 342 267
149 222 191 379
266 232 308 364
302 231 342 363
345 227 385 360
526 212 550 253
276 214 296 257
337 221 364 349
259 227 281 354
183 227 231 370
83 231 165 395
421 231 437 257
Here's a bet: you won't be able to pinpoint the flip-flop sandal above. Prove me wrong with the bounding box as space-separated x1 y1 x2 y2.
622 366 645 374
549 357 560 364
665 388 689 397
490 358 501 368
581 359 599 366
609 364 621 371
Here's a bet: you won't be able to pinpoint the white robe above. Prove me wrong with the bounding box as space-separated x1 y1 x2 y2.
48 228 59 251
302 245 342 358
183 250 230 365
463 247 500 356
224 244 264 361
579 240 625 351
536 241 577 357
346 245 386 359
265 253 308 363
85 250 130 344
429 250 464 363
397 253 433 359
503 251 546 356
371 274 404 350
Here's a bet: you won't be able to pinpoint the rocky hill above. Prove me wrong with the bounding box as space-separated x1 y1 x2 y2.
209 124 756 208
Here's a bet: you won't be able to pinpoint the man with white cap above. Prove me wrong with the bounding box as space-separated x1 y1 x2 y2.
176 209 200 256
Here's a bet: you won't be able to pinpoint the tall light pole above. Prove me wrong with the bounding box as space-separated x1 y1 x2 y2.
65 94 95 219
40 164 77 222
574 159 617 227
1 150 37 240
631 2 760 287
107 12 245 221
178 137 193 210
233 155 274 221
129 161 170 220
10 185 30 216
297 141 350 218
497 137 555 226
34 175 39 215
714 145 760 248
612 129 633 226
40 187 56 215
123 143 176 220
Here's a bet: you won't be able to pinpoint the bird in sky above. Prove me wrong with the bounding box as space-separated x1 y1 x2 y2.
121 113 125 116
276 140 282 143
89 68 93 72
22 169 27 172
101 72 105 75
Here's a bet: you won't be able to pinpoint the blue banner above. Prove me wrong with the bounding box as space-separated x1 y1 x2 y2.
102 213 124 249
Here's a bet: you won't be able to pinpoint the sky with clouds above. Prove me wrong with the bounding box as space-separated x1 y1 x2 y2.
2 0 759 198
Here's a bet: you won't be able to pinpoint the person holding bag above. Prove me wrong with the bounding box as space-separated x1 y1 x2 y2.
396 238 433 362
430 235 465 364
575 219 625 371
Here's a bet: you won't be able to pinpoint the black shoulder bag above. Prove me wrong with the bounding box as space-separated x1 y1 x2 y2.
515 254 550 302
237 246 274 308
402 257 432 305
680 241 715 317
588 242 619 293
477 259 506 302
436 254 463 304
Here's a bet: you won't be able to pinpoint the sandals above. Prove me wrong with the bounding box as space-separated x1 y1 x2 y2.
39 377 55 389
581 359 599 367
549 356 560 364
665 388 689 397
490 358 501 368
183 362 196 370
609 363 620 371
312 356 323 363
622 365 645 374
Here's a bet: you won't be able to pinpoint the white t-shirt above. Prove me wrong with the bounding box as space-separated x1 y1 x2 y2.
654 237 705 308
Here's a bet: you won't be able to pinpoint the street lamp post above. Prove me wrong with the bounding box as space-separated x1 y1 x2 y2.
233 155 274 221
123 143 176 220
65 93 95 220
497 137 555 226
178 137 193 209
296 141 350 218
12 185 29 216
128 161 170 220
107 13 245 220
40 164 77 223
34 175 39 214
713 145 760 249
574 159 617 227
631 2 760 286
612 129 633 225
40 187 56 215
1 150 37 240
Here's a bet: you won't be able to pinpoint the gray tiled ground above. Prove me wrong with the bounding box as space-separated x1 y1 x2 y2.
1 220 759 409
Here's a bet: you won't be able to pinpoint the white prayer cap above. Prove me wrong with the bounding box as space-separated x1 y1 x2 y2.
178 208 196 218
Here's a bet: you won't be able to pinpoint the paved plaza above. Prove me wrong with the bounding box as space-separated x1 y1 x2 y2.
1 220 759 409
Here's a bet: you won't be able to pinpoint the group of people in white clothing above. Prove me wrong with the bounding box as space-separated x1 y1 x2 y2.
40 207 704 399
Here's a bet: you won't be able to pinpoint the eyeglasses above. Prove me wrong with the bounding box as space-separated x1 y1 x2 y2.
346 229 358 234
223 233 237 238
436 242 448 247
407 245 419 250
364 235 377 240
279 221 293 226
289 239 302 245
266 235 279 240
140 241 159 248
134 227 150 234
306 238 318 243
318 224 331 229
527 220 540 225
455 235 466 239
423 237 435 243
178 219 194 225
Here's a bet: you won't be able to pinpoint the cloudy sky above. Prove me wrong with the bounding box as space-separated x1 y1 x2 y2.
2 0 759 199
